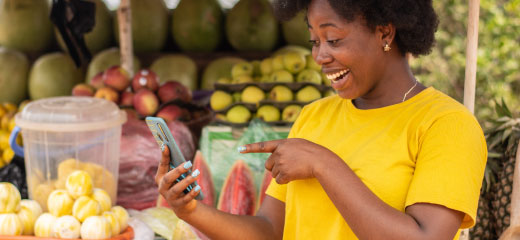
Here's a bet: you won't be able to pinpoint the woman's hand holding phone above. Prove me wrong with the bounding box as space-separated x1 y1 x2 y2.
155 146 201 217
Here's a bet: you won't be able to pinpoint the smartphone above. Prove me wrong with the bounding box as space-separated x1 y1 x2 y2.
145 117 203 200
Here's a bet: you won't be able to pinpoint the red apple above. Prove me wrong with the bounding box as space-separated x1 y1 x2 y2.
119 91 134 107
72 83 95 97
123 108 139 121
156 104 189 122
133 89 159 116
157 81 192 103
132 69 159 92
90 72 105 89
103 66 130 92
94 87 119 103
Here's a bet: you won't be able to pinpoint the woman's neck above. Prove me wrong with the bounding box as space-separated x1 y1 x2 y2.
353 57 425 109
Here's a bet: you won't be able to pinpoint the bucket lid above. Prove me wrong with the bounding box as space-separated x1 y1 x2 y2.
15 97 127 132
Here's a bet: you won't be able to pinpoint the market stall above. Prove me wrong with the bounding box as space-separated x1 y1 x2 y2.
1 0 519 239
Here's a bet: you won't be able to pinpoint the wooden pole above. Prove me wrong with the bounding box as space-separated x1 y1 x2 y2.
461 1 480 239
117 0 134 77
463 0 480 114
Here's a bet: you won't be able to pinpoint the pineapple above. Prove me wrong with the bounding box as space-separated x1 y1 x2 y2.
470 99 520 239
469 181 497 239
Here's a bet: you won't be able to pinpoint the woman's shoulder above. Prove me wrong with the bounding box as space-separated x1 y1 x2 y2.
418 88 475 119
413 88 482 133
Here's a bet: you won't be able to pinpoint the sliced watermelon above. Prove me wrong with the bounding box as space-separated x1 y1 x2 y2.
193 150 216 207
217 160 256 215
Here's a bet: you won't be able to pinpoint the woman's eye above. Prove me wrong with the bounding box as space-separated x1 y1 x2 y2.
327 39 340 46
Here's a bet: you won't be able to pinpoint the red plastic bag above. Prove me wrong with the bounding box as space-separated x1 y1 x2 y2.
117 115 195 210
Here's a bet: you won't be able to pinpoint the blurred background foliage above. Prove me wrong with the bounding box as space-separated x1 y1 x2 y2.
410 0 520 123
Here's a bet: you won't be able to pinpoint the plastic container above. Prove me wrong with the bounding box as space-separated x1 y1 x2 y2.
10 97 127 211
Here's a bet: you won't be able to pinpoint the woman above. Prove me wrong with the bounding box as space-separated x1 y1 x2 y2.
155 0 487 239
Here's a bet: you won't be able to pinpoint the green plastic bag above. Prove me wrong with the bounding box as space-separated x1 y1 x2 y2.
201 119 289 200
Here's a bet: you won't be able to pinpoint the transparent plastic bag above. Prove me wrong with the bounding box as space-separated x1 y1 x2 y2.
202 119 287 199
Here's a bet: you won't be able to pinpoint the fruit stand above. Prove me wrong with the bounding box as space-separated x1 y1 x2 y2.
0 0 518 239
0 0 329 239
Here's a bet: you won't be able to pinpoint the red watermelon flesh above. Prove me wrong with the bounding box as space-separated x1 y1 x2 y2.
258 170 272 207
217 160 256 215
193 150 216 207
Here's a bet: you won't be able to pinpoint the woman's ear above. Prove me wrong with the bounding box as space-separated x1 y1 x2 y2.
376 24 396 49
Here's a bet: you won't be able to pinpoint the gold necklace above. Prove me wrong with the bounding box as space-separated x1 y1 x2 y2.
402 79 418 102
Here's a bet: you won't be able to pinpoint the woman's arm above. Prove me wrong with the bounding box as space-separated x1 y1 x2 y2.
315 154 464 240
182 195 285 240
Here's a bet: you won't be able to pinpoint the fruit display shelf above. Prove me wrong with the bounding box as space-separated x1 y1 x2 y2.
0 226 134 240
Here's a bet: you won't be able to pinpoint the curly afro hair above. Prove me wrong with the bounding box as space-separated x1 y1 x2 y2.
273 0 439 56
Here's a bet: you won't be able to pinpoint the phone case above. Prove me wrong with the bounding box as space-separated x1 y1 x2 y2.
145 117 203 200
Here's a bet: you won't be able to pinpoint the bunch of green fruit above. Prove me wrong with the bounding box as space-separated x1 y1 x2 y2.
218 49 330 87
214 103 304 124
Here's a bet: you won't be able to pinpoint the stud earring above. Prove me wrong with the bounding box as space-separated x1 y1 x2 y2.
384 43 391 52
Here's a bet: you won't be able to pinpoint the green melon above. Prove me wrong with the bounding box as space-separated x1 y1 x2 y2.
201 57 245 90
56 0 112 54
150 54 197 90
273 45 311 56
282 11 312 49
172 0 223 52
0 0 54 53
113 0 168 53
28 53 84 100
85 48 141 83
0 47 29 104
225 0 279 51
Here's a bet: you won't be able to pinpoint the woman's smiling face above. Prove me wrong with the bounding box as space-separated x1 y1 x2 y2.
308 0 388 100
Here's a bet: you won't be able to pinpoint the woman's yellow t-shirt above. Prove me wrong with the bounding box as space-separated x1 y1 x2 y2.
266 87 487 240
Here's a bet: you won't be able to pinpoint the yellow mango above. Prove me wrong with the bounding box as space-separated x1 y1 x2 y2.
3 148 14 164
52 215 81 239
33 182 55 212
3 103 17 112
0 213 23 235
57 158 82 181
103 211 121 236
47 190 74 217
92 188 112 212
80 216 112 239
0 114 13 131
0 182 21 213
0 105 5 118
111 205 129 232
72 196 101 223
17 200 43 235
20 199 43 216
16 134 22 147
34 213 57 237
66 170 93 199
0 130 9 149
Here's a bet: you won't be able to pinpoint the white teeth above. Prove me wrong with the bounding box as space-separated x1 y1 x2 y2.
326 69 349 81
